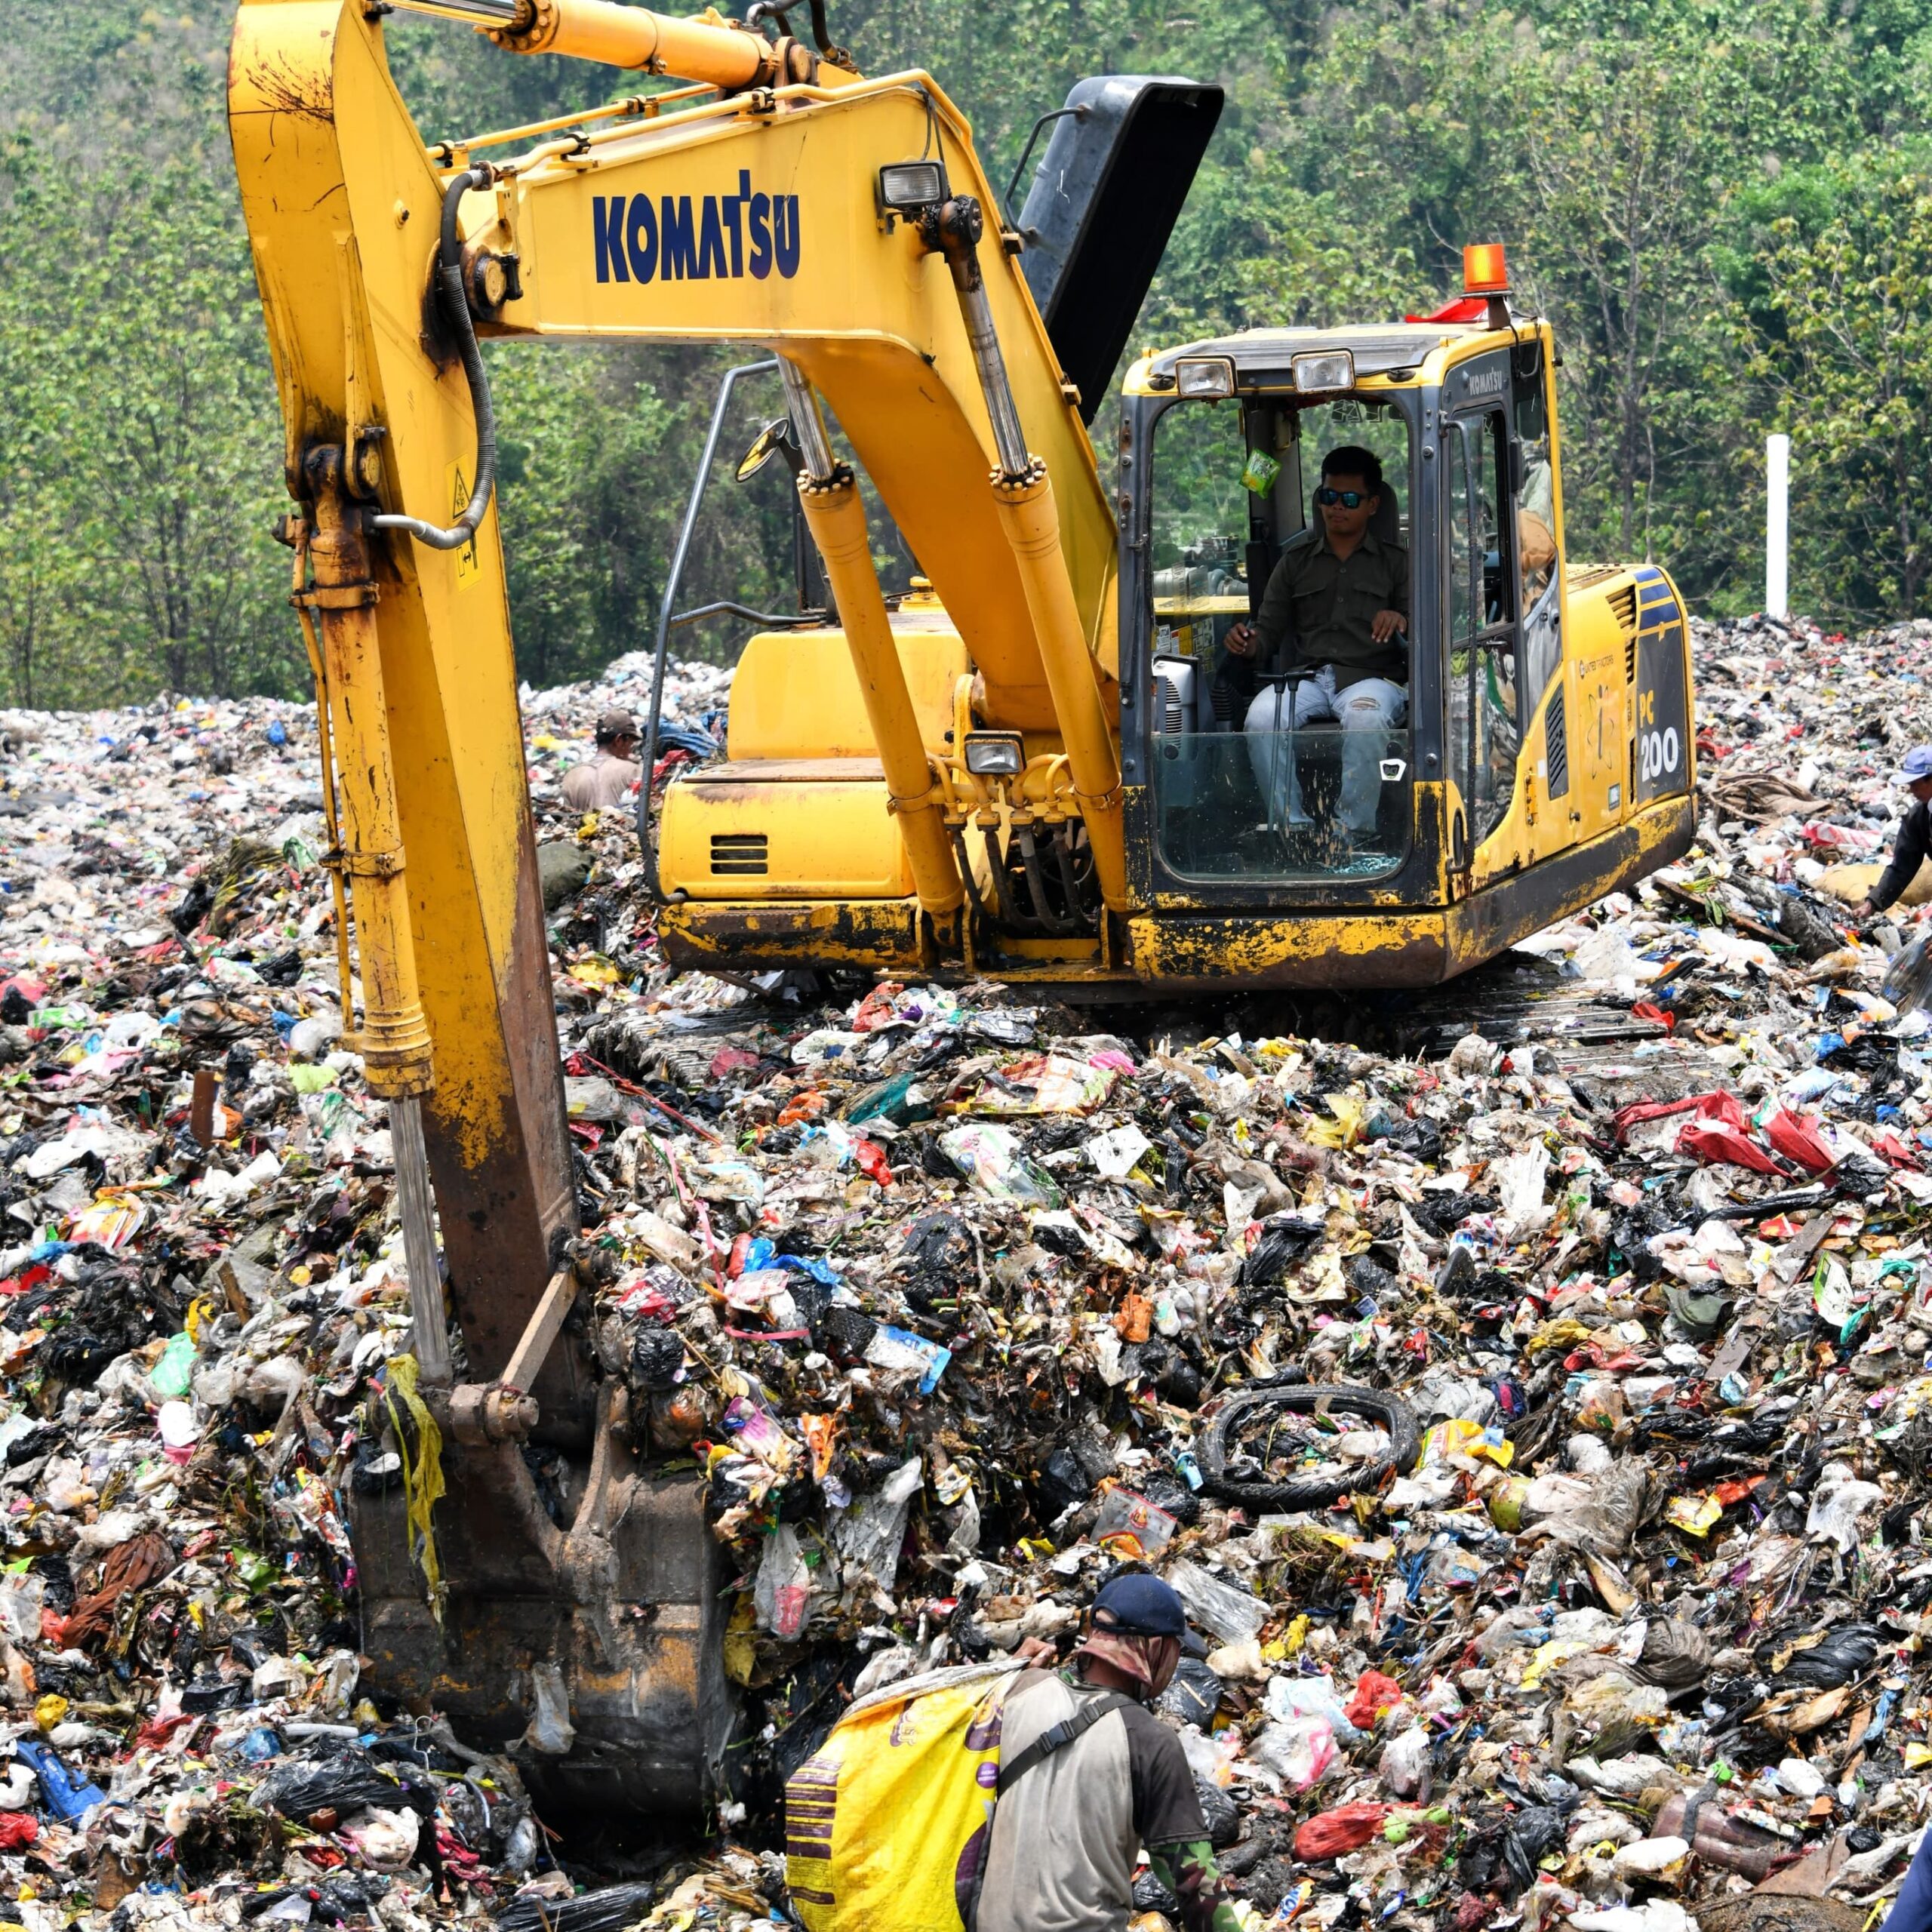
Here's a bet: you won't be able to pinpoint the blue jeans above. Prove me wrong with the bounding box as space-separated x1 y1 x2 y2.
1243 666 1408 832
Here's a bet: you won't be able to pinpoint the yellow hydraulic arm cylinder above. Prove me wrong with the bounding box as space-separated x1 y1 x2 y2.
437 0 858 89
916 196 1128 912
782 365 964 921
301 448 436 1100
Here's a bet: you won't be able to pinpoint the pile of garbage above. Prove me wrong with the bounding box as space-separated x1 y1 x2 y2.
5 611 1932 1932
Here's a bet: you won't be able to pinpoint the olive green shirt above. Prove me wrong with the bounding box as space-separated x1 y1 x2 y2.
1254 523 1410 686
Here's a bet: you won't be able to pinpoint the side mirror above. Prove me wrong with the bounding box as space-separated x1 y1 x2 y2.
735 417 795 483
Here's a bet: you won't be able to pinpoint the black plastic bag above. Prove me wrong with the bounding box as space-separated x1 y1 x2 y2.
1195 1778 1241 1847
1036 1444 1093 1512
1131 1872 1180 1915
254 1748 399 1820
629 1325 688 1392
1238 1214 1327 1287
1157 1657 1224 1730
495 1881 660 1932
1772 1624 1880 1689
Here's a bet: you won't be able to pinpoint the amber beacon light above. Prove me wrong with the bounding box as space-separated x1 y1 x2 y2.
1463 242 1509 295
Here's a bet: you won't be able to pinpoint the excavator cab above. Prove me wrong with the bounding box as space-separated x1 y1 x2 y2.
1103 306 1694 988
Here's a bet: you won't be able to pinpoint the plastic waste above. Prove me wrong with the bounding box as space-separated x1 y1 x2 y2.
14 1738 108 1821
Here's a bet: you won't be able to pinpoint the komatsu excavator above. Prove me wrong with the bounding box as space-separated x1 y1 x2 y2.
228 0 1695 1815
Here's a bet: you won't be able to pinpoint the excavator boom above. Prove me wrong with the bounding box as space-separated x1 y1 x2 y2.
226 0 1162 1812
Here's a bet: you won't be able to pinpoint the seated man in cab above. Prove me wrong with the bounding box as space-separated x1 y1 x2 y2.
1222 445 1409 839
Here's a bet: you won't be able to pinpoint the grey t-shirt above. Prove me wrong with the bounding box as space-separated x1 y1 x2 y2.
977 1669 1207 1932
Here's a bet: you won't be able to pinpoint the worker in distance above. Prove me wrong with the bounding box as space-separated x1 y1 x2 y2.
980 1571 1244 1932
1220 446 1409 843
561 706 645 811
1853 743 1932 922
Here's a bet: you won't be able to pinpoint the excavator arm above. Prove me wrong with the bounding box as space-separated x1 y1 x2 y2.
226 0 1144 1812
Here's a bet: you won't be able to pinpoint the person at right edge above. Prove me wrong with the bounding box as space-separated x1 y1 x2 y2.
1880 1824 1932 1932
1221 445 1409 843
1854 743 1932 922
977 1573 1243 1932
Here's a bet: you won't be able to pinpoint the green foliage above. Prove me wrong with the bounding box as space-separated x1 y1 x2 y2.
5 0 1932 709
1747 158 1932 619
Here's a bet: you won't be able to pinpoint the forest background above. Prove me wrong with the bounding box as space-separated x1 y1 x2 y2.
3 0 1931 707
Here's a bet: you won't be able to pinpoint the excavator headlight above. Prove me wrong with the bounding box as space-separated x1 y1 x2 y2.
1174 357 1235 400
878 161 949 214
963 732 1025 777
1291 350 1354 393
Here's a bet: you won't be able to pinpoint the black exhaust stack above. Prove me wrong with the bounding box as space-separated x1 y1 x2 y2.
1014 75 1225 425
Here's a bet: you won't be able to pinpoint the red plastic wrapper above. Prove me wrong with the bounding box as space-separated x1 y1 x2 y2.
853 1138 894 1188
1761 1109 1835 1174
1612 1089 1742 1145
1344 1669 1405 1729
1294 1802 1390 1860
1678 1120 1783 1174
851 981 905 1032
0 1811 38 1850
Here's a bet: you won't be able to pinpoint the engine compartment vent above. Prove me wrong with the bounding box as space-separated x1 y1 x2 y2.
709 833 768 877
1544 686 1569 798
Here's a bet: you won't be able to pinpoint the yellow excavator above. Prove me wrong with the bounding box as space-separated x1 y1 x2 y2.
228 0 1694 1814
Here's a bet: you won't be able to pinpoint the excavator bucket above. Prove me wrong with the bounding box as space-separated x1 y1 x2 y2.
1016 76 1225 423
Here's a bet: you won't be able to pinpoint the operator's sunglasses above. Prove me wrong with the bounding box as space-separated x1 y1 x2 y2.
1315 485 1373 509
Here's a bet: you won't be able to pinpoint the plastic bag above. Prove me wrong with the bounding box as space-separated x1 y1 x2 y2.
1805 1475 1884 1554
256 1747 398 1819
150 1331 195 1398
0 1574 43 1643
1195 1778 1241 1847
496 1883 663 1932
1251 1714 1337 1790
1294 1802 1391 1860
1379 1725 1430 1798
1163 1558 1266 1647
523 1663 577 1755
938 1122 1063 1207
755 1524 811 1639
1344 1669 1405 1730
348 1806 420 1866
1156 1659 1223 1730
832 1458 923 1590
1884 931 1932 1011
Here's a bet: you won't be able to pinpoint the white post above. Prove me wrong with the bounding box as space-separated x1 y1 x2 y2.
1766 432 1790 619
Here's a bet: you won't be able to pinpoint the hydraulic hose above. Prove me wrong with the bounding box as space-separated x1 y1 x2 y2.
374 166 497 552
1198 1381 1421 1513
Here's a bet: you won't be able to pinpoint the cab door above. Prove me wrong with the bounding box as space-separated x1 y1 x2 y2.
1441 354 1522 882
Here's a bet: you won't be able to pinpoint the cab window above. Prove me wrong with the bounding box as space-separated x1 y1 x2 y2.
1146 388 1414 884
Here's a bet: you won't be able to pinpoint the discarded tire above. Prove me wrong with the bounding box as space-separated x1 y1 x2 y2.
1198 1382 1420 1512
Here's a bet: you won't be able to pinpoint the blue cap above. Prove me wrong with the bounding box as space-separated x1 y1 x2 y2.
1093 1572 1204 1652
1901 746 1932 785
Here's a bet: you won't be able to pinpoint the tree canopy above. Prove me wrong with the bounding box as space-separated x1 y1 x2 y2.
4 0 1931 705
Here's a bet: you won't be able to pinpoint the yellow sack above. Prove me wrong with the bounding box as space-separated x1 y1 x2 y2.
787 1661 1015 1932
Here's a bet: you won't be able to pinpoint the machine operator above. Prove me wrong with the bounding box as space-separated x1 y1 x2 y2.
1222 445 1409 839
